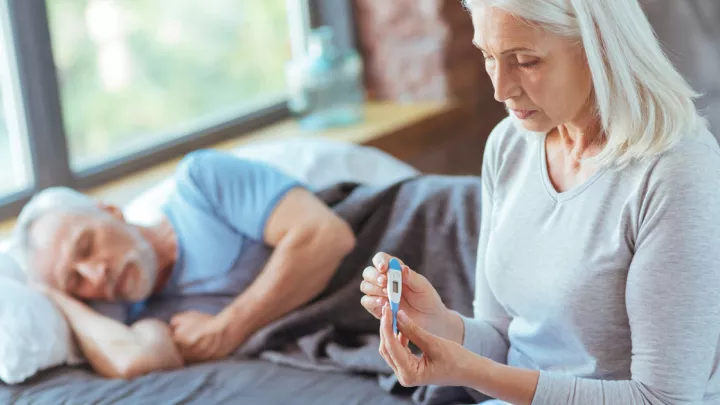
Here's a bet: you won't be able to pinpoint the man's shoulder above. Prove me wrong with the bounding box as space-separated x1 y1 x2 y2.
173 149 297 192
167 148 304 238
175 149 257 180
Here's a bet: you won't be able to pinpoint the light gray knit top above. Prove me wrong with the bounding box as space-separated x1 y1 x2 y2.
462 117 720 404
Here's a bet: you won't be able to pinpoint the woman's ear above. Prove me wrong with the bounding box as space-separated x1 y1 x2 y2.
97 202 125 221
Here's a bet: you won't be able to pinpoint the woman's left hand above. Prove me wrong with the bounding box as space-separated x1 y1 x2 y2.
379 303 475 388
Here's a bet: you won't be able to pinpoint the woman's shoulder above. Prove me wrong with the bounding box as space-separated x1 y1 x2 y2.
485 116 532 152
649 126 720 175
640 125 720 196
483 116 539 174
630 127 720 235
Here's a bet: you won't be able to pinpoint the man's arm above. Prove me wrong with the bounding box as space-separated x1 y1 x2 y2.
217 187 356 342
45 289 184 379
170 152 356 360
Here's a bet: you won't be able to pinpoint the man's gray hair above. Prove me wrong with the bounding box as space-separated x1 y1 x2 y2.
11 187 99 275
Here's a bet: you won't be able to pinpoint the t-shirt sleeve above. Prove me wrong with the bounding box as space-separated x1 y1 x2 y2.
174 149 304 241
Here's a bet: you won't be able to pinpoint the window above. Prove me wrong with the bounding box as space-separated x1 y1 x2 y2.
0 2 32 199
0 91 31 198
46 0 291 171
0 0 354 222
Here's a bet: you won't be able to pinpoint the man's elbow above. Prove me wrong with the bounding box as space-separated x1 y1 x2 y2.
116 351 184 380
104 319 184 380
99 362 143 380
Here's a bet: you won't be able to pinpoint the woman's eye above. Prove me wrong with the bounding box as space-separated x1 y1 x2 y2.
516 58 540 68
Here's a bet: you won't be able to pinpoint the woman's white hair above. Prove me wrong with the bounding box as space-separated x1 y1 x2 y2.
464 0 708 166
11 187 99 275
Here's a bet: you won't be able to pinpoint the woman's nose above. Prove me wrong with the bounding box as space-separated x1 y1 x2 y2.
492 64 521 102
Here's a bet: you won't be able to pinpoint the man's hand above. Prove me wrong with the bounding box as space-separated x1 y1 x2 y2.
170 311 242 363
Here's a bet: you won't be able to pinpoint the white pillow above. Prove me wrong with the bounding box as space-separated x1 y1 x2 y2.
0 250 80 384
124 137 419 224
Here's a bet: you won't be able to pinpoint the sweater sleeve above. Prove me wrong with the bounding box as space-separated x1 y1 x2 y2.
532 142 720 405
461 119 511 365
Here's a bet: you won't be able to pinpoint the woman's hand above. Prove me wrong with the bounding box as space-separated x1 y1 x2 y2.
378 304 477 388
360 252 462 342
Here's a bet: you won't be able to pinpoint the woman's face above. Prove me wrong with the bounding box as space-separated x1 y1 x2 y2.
471 5 594 132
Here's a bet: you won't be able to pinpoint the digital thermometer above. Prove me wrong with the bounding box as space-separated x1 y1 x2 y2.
387 258 403 335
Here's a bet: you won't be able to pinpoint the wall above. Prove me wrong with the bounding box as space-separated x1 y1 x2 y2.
354 0 720 175
641 0 720 138
353 0 506 175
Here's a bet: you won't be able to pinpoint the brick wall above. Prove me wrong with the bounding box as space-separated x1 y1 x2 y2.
354 0 494 107
353 0 506 175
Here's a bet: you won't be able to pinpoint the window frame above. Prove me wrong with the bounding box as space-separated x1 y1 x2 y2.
0 0 356 221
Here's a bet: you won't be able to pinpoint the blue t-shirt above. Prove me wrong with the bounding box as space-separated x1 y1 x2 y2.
93 149 303 323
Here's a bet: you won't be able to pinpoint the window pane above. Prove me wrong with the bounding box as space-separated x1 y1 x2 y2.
47 0 291 171
0 4 32 198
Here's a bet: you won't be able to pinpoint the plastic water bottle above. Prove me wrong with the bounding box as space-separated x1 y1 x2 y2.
286 26 365 131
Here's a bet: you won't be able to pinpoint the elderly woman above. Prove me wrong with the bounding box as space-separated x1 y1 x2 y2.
360 0 720 404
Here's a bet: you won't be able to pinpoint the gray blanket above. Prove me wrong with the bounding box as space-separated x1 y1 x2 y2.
1 175 485 405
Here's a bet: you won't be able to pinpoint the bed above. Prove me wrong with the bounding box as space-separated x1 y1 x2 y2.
0 139 485 405
3 360 416 405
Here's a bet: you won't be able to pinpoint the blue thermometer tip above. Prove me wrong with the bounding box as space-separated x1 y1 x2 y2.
388 258 402 335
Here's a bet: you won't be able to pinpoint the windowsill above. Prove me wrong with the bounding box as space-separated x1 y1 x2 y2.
0 101 466 240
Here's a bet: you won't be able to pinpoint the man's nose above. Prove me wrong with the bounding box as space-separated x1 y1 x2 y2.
76 261 109 288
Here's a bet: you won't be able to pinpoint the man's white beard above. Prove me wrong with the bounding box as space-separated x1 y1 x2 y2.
120 234 158 302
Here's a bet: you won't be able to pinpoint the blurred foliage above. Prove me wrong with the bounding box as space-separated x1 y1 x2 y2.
0 0 291 196
46 0 290 169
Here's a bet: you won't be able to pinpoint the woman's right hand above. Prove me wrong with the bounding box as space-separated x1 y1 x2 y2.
360 252 462 342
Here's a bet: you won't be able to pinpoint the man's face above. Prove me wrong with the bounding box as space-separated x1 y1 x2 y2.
28 207 158 302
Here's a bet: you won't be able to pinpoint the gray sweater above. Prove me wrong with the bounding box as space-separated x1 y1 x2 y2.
462 117 720 404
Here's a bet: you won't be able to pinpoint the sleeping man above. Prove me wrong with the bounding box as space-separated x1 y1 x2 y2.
10 149 357 379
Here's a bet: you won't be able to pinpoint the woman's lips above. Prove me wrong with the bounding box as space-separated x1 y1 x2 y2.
511 109 537 119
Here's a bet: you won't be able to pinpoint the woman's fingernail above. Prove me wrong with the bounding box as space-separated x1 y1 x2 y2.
376 297 382 304
378 275 385 284
398 310 409 324
382 288 387 294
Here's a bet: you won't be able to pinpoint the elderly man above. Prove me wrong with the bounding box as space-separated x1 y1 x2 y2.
12 149 356 379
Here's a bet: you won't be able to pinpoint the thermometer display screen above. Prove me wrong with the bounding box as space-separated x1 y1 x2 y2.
393 281 399 294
